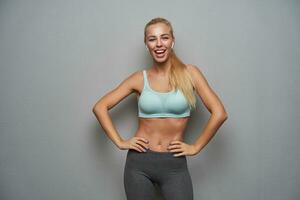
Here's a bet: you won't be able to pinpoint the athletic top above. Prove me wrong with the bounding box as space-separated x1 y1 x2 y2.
138 70 192 118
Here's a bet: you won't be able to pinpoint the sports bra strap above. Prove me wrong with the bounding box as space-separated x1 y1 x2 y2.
142 70 150 89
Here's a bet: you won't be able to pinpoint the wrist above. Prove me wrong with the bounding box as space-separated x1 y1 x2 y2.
193 143 202 153
116 138 124 148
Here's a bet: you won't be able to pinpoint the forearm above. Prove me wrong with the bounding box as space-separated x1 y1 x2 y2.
92 105 124 148
193 112 227 153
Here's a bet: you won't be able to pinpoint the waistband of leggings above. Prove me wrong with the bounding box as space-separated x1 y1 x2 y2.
146 148 173 154
128 148 185 158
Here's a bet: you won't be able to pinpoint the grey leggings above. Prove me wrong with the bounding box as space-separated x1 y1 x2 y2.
123 148 194 200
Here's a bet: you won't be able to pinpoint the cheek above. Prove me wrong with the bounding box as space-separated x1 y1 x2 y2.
147 43 156 49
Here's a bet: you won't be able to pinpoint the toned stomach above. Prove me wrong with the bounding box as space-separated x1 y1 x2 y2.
134 117 190 152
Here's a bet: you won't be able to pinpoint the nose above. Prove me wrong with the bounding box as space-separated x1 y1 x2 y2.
156 39 162 47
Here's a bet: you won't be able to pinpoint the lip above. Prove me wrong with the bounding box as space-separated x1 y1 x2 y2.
154 52 167 59
154 49 167 54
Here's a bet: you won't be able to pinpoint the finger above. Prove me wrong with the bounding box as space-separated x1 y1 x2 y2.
170 141 181 145
168 146 181 151
132 147 143 153
169 148 182 153
132 144 143 152
137 137 149 144
130 145 141 152
135 141 148 150
135 144 146 152
169 149 182 153
136 138 149 145
168 144 181 149
133 143 146 152
173 152 185 157
136 140 149 149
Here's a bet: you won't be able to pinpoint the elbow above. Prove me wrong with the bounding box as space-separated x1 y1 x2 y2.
213 110 228 122
222 112 228 121
92 102 107 114
220 111 228 121
92 106 98 114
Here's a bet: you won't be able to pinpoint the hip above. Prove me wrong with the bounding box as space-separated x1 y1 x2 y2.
125 148 188 173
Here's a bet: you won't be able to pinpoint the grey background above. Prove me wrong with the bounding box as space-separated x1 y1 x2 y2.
0 0 299 200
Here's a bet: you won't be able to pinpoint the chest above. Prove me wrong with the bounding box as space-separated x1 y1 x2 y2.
138 89 189 113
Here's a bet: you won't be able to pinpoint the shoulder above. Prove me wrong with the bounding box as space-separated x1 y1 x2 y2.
125 69 143 80
185 64 209 90
185 63 205 79
120 69 144 92
185 64 203 74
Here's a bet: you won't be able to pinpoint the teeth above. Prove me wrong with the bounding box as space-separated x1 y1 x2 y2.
155 50 165 53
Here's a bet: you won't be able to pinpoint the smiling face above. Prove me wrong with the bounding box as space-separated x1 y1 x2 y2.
145 22 174 63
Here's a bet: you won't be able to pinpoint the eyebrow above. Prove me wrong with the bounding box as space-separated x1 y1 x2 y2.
147 33 170 38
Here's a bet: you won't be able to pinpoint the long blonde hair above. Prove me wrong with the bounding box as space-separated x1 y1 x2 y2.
144 17 197 109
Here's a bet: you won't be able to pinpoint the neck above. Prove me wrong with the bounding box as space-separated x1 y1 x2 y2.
152 58 172 75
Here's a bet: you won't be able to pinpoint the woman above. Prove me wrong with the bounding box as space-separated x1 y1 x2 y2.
92 17 228 200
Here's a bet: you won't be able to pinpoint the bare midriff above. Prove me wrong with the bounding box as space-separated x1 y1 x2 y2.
134 117 190 152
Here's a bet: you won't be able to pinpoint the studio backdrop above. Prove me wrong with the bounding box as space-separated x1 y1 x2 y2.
0 0 299 200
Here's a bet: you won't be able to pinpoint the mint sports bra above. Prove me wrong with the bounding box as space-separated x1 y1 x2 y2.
138 70 192 118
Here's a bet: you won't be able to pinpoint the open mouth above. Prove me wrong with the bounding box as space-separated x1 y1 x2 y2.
154 49 166 57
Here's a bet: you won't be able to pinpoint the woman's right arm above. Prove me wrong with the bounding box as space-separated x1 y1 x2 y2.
92 70 149 151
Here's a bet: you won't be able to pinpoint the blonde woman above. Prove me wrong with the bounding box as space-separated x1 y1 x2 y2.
93 17 228 200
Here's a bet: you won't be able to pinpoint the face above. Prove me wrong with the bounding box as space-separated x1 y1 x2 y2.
145 23 174 63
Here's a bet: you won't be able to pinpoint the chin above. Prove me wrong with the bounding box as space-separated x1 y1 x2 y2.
153 57 168 63
152 53 170 63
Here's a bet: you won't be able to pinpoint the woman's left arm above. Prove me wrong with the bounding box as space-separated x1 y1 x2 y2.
187 64 228 154
168 64 228 157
